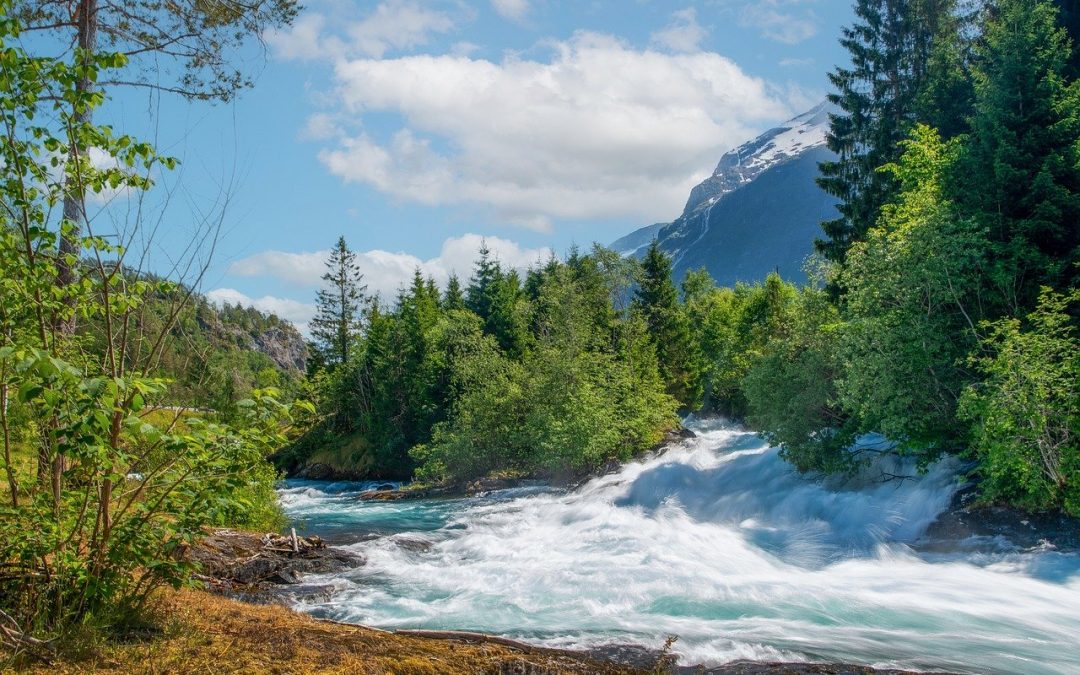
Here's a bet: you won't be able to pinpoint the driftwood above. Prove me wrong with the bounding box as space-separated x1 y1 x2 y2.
0 608 54 665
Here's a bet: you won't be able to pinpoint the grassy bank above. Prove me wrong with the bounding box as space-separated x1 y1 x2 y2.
2 588 637 674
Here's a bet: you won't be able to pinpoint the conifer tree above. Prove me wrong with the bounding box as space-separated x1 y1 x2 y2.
311 236 366 367
1054 0 1080 77
818 0 964 264
959 0 1080 310
466 241 502 322
443 274 465 311
633 241 700 406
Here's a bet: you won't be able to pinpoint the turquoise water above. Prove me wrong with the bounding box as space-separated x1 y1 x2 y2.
279 421 1080 673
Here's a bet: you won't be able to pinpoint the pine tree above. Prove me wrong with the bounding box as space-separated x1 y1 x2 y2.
817 0 965 264
633 241 700 406
310 236 366 367
443 274 465 311
958 0 1080 310
466 241 501 322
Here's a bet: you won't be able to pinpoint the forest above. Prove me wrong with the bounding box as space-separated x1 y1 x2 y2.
0 0 1077 665
287 0 1080 519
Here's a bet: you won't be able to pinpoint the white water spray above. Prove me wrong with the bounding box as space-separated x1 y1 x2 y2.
280 421 1080 674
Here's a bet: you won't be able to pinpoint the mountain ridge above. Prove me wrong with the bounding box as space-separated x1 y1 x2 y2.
613 102 838 287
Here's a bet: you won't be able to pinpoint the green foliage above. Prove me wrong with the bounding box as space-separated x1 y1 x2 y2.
683 271 803 418
960 288 1080 514
415 258 677 482
743 286 853 474
634 241 700 407
292 240 679 483
0 14 302 637
839 125 986 457
957 0 1080 309
818 0 971 265
760 0 1080 518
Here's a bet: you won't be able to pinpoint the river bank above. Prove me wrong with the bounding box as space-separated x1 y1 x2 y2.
8 584 963 674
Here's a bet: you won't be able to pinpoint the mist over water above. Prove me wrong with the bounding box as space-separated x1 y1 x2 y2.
279 420 1080 673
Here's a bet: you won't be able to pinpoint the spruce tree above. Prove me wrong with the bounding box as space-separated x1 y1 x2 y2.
466 241 501 322
1054 0 1080 77
310 236 366 367
633 241 700 406
959 0 1080 310
443 274 465 311
817 0 965 264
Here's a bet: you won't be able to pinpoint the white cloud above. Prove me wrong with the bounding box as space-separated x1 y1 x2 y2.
650 8 707 53
313 31 791 228
349 1 456 58
227 234 552 303
266 1 456 61
300 112 343 141
265 13 343 61
205 288 317 332
739 1 818 44
491 0 529 22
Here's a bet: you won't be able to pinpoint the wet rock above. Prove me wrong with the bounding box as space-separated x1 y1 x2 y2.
295 463 336 480
920 484 1080 553
585 643 674 670
221 582 340 606
185 529 364 592
393 536 434 554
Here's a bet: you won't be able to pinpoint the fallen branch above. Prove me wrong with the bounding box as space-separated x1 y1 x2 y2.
0 609 55 665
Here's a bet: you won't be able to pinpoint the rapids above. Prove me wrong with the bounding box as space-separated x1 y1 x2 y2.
278 420 1080 674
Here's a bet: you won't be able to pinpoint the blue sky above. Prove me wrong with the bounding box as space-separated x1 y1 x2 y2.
85 0 855 330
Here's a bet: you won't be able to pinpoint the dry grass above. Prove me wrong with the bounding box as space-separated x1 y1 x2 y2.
2 588 641 674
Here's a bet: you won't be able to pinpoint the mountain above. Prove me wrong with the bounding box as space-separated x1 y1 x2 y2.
612 102 838 287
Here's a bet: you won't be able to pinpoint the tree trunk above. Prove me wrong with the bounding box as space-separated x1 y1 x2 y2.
57 0 99 336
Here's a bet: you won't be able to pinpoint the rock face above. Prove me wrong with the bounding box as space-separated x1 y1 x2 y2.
250 325 308 373
194 302 309 373
612 102 839 287
185 530 363 602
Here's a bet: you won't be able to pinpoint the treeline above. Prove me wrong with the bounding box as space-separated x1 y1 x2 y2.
740 0 1079 515
284 239 680 482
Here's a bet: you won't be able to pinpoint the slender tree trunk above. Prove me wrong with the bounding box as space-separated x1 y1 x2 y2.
57 0 99 336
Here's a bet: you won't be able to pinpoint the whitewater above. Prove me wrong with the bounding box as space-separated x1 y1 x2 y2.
278 420 1080 674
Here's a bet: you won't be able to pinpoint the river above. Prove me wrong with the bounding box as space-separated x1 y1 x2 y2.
278 419 1080 674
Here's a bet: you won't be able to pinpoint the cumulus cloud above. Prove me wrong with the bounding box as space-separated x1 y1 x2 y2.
491 0 529 22
227 234 553 302
266 1 456 61
650 8 707 53
308 31 790 228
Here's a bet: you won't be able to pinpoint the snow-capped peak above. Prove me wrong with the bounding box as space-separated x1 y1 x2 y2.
682 101 834 217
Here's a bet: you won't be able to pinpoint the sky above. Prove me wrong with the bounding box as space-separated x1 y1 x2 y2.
84 0 856 332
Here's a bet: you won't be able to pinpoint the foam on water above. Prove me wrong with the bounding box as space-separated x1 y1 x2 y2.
280 421 1080 673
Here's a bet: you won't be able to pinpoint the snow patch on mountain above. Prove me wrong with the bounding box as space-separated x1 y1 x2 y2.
681 101 833 219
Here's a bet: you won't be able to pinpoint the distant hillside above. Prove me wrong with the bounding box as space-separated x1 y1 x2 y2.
170 298 308 408
92 291 309 410
613 102 839 287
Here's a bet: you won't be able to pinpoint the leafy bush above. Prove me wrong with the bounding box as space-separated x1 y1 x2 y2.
960 288 1080 514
